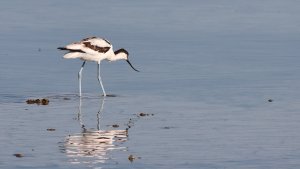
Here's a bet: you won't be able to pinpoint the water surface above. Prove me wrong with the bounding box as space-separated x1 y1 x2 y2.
1 0 300 168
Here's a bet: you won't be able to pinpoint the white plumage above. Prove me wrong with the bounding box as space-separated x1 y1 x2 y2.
58 36 139 97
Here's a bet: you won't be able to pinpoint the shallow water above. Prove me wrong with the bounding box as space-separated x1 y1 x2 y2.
1 0 300 168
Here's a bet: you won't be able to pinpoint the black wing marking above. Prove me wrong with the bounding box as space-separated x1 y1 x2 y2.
83 42 110 53
81 36 97 41
81 37 111 45
57 47 85 53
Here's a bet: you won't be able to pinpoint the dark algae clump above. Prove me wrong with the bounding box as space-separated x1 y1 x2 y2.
138 112 154 117
13 153 24 158
26 98 49 105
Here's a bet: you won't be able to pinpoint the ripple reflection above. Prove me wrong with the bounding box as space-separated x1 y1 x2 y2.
62 98 128 165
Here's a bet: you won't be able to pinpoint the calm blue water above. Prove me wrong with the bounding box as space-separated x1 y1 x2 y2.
1 0 300 168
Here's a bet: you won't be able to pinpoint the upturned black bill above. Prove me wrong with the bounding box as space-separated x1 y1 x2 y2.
126 60 139 72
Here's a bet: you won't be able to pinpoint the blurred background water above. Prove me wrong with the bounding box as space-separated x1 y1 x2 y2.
1 0 300 168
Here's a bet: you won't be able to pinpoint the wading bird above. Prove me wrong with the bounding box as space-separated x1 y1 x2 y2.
58 36 139 97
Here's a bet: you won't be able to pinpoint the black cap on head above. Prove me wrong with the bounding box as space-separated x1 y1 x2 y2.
115 48 139 72
114 48 129 56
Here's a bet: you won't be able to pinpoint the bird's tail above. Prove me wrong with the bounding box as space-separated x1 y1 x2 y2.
57 47 67 50
58 47 85 59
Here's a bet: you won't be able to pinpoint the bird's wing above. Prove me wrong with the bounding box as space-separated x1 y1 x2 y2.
82 41 110 53
82 37 111 53
63 37 111 54
85 37 111 47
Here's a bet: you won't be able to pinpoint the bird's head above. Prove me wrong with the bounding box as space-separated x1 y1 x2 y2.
114 48 139 72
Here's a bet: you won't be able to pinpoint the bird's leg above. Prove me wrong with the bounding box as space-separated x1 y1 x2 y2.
78 61 86 97
97 97 105 130
97 62 107 97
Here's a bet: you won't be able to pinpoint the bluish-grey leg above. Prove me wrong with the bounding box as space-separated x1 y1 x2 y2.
97 62 106 97
78 61 86 97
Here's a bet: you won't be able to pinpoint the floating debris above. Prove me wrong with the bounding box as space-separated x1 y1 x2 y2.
13 153 24 158
128 154 141 162
112 124 119 128
26 98 49 105
138 112 154 117
126 118 135 128
26 99 38 104
139 112 146 116
102 94 117 97
128 155 134 162
161 126 173 130
106 124 120 128
47 128 56 131
41 99 49 105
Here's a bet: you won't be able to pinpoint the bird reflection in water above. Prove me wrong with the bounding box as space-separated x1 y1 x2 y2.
61 98 128 165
